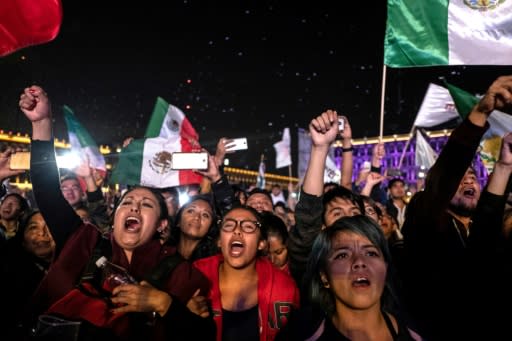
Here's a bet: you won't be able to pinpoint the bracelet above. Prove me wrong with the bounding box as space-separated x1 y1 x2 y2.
342 146 354 153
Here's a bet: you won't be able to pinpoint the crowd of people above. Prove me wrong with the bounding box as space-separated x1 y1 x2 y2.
1 75 512 340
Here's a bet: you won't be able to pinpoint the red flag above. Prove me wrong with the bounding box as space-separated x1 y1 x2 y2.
0 0 62 57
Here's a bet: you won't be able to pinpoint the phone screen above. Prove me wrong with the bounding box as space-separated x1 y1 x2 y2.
171 152 208 170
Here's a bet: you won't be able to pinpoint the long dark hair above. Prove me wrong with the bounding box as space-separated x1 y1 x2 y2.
111 186 169 240
305 215 400 317
169 193 219 261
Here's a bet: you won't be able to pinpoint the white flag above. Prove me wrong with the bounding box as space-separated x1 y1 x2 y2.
273 128 292 169
414 83 459 128
415 130 438 170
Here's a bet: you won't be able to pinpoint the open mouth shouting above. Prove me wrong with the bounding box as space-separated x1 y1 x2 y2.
124 216 141 232
352 275 371 288
229 239 245 257
462 187 476 199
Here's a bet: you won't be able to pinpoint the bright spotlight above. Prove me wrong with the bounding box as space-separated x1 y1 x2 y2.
56 152 81 169
179 191 190 207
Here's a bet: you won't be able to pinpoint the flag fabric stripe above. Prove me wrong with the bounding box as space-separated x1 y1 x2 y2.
63 105 106 171
448 1 512 65
444 82 479 120
385 0 512 67
415 130 438 170
0 0 62 57
145 97 181 138
385 0 449 67
64 106 99 148
111 139 145 186
140 138 180 187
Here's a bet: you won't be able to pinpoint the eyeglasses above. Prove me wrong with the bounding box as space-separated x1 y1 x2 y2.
60 185 81 192
220 218 261 233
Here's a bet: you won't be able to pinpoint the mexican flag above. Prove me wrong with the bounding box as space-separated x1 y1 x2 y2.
63 105 106 177
0 0 62 57
110 98 202 188
384 0 512 67
447 82 512 174
413 82 512 174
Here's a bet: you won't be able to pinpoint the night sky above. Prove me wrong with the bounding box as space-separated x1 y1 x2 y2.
0 1 509 175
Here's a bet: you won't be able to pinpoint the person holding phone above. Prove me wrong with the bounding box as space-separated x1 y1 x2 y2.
18 85 215 340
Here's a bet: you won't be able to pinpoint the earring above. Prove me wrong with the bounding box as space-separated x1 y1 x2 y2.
322 281 330 288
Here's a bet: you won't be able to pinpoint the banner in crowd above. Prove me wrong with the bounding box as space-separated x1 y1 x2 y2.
273 127 292 169
0 0 62 57
63 105 106 179
111 98 202 188
297 128 340 184
384 0 512 67
256 155 266 189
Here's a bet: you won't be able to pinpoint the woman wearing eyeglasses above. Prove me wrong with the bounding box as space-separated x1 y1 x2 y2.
192 205 300 341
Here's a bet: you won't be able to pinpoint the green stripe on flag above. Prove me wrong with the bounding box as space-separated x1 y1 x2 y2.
145 97 169 138
444 81 479 119
110 139 145 185
63 105 97 147
384 0 449 67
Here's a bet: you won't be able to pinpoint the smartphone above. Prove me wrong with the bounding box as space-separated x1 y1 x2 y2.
10 151 30 170
171 152 208 170
338 117 345 132
387 168 403 177
225 137 248 151
361 161 371 172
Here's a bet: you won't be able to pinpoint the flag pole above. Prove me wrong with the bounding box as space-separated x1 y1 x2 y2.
379 64 387 141
288 163 292 186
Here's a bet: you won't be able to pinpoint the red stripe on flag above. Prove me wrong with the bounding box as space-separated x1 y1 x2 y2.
0 0 63 57
178 120 202 185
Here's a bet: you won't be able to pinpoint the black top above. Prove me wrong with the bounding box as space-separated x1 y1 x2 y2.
318 313 410 341
222 305 259 341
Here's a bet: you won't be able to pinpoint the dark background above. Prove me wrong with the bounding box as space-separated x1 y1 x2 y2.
0 0 508 175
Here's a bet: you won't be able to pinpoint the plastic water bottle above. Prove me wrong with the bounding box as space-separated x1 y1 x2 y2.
95 256 137 292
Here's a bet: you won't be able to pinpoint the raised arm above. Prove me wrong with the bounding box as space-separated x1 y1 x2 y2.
19 86 83 251
339 115 353 190
414 76 512 220
469 132 512 249
303 110 339 196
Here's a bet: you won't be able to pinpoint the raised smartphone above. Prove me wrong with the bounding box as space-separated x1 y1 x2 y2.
171 152 208 170
338 117 345 132
10 151 30 170
225 137 248 151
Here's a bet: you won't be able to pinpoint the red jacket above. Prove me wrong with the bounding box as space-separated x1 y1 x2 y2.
193 254 300 341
